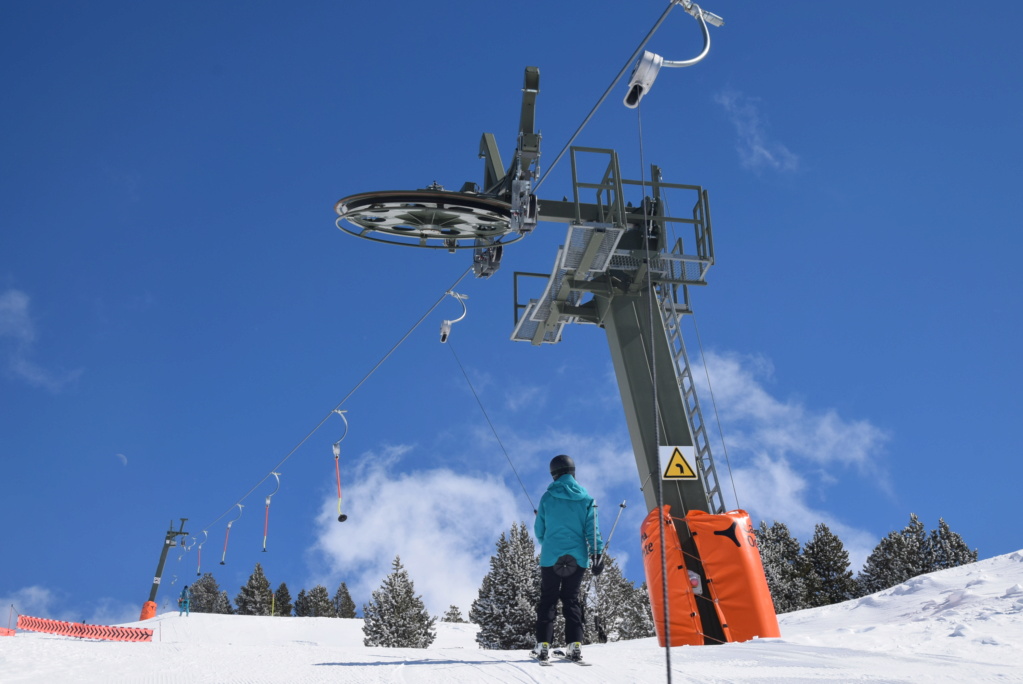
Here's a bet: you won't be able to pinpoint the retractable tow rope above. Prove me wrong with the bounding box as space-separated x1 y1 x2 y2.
333 410 349 522
220 504 244 565
262 472 282 552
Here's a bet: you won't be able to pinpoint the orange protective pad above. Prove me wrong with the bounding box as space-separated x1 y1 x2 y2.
685 509 780 641
16 615 153 642
139 600 157 621
641 505 703 646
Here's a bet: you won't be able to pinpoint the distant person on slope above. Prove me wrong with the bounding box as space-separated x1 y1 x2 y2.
178 585 191 617
532 454 604 663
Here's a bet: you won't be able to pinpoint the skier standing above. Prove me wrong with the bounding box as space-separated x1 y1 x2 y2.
532 454 604 663
178 585 191 617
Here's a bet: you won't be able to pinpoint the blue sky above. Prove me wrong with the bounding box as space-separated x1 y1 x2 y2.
2 1 1021 625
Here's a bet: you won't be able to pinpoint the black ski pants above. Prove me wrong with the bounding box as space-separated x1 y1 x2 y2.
535 564 585 645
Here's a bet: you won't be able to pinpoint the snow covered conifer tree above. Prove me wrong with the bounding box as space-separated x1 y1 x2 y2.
235 563 273 616
274 582 293 617
333 582 357 618
757 521 809 613
858 529 913 595
858 516 928 596
470 521 539 649
802 523 857 607
902 513 930 577
213 590 234 614
293 589 309 617
190 573 231 614
925 518 978 571
306 585 334 617
441 605 466 623
362 556 436 648
621 583 656 640
583 555 653 642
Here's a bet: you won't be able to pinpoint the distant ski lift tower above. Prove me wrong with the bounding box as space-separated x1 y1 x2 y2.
139 518 189 620
336 66 727 641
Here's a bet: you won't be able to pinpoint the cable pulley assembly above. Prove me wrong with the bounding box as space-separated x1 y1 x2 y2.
262 472 282 552
624 0 724 108
333 409 349 522
220 504 244 565
439 291 469 343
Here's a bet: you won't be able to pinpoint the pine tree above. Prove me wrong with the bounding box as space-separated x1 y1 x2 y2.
441 605 466 623
306 585 334 617
470 521 539 650
214 590 234 614
925 518 978 571
294 589 309 617
757 521 809 613
582 555 653 642
622 583 656 640
857 513 933 596
802 523 857 607
235 563 273 616
274 582 293 617
362 556 437 648
190 573 233 614
902 513 930 577
333 582 357 618
858 529 914 595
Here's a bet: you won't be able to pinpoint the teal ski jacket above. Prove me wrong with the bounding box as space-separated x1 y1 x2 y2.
534 474 604 568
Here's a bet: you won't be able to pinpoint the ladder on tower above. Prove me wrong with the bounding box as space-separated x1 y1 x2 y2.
654 262 726 515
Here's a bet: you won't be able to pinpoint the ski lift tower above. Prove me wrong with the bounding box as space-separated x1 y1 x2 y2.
335 4 748 644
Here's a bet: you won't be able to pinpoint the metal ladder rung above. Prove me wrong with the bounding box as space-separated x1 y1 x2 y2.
655 281 725 515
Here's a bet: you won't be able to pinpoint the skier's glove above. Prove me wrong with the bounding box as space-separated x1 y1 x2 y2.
590 555 604 576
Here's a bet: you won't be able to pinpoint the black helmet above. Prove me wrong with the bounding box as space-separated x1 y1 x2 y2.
550 454 575 480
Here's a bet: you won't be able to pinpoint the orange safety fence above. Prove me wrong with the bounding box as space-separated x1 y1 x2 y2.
0 627 15 637
16 615 153 642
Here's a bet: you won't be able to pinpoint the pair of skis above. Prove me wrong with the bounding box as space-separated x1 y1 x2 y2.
531 650 592 667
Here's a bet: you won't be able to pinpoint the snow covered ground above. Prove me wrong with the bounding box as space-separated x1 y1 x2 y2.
3 550 1022 683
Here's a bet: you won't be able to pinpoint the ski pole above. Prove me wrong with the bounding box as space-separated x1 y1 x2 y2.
595 500 627 567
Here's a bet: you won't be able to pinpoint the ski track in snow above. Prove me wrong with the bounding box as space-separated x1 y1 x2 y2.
2 551 1022 683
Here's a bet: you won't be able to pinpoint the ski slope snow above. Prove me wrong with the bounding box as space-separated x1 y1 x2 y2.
3 550 1022 683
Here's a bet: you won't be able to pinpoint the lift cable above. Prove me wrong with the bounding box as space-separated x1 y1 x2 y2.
689 312 741 509
636 104 674 684
195 265 474 536
446 341 537 514
536 0 717 193
535 2 676 192
657 184 741 512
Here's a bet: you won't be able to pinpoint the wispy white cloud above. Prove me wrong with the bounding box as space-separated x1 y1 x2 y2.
0 586 75 622
714 89 799 173
0 289 82 392
309 444 525 617
87 597 144 626
696 350 890 569
0 585 142 626
307 347 891 608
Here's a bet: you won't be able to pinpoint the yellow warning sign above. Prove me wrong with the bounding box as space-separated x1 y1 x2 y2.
661 446 698 480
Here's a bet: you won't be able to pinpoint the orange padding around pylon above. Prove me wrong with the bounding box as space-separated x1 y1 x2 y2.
139 600 156 621
0 627 15 636
686 509 781 642
640 505 703 646
16 615 153 642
